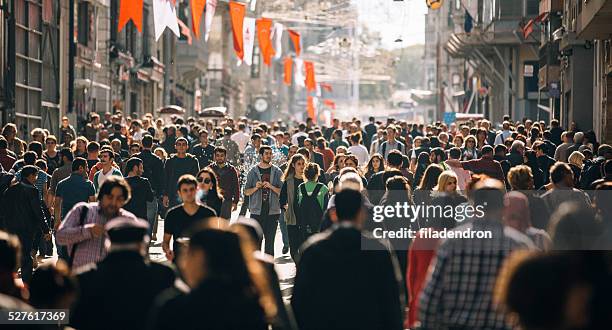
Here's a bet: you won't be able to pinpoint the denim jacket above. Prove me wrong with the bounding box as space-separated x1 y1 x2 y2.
245 164 282 215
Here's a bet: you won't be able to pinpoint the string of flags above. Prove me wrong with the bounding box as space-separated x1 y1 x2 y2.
118 0 335 119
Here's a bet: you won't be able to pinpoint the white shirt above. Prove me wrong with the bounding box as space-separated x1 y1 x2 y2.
231 131 250 153
348 145 370 165
97 168 115 189
132 129 144 142
291 132 308 145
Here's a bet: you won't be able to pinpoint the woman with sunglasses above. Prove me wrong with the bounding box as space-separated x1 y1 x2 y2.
196 168 224 217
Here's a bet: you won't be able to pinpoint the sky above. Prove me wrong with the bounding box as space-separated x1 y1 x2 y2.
355 0 427 49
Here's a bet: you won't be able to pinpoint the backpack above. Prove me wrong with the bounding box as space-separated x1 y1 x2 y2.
297 183 325 232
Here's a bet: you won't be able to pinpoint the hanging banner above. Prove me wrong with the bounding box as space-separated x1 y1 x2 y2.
288 30 301 57
242 17 256 66
177 18 192 45
191 0 206 38
153 0 180 41
307 96 316 120
324 99 336 110
118 0 144 33
257 18 275 66
229 1 246 59
204 0 217 42
272 23 284 60
294 58 305 88
304 61 316 92
283 57 292 86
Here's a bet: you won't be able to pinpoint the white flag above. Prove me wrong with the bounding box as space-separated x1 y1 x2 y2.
242 17 256 66
249 0 257 11
153 0 180 41
204 0 218 42
294 58 305 88
272 23 284 60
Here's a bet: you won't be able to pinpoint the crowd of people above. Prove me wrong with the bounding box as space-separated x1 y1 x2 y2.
0 111 611 329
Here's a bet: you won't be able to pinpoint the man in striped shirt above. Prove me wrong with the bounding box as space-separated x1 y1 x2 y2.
56 176 137 271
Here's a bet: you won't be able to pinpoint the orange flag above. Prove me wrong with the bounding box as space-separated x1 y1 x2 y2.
257 18 275 66
191 0 206 38
283 57 292 86
307 96 316 120
324 99 336 110
229 1 246 60
288 30 301 56
118 0 144 33
304 61 316 92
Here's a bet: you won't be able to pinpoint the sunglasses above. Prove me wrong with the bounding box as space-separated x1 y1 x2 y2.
198 177 211 184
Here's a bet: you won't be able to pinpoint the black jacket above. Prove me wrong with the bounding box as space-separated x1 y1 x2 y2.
136 149 165 196
163 155 200 198
291 224 403 330
366 169 404 205
149 278 267 330
1 181 48 235
71 251 175 330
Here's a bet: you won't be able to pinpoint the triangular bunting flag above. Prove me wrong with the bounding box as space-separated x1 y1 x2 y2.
257 18 275 66
191 0 206 39
288 30 301 57
204 0 217 42
153 0 180 41
304 61 316 92
242 17 256 66
283 57 292 86
272 23 284 60
229 1 246 60
118 0 144 33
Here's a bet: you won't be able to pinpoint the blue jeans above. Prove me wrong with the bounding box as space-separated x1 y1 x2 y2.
279 209 289 247
146 197 159 238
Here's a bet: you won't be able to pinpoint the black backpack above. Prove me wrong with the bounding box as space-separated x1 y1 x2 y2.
297 183 325 231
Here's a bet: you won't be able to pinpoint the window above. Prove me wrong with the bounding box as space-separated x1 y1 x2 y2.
77 2 90 46
142 5 150 58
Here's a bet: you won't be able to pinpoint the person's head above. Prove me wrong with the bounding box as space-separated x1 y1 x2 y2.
597 144 612 160
510 140 526 155
303 138 315 150
386 125 397 140
20 165 38 185
61 116 70 128
29 262 77 309
177 175 198 204
198 130 209 145
175 137 189 154
251 134 262 148
97 176 131 218
197 168 222 200
467 176 506 219
481 145 494 157
343 154 358 169
386 150 403 169
0 231 20 274
549 202 600 250
333 129 343 140
110 139 122 153
141 135 154 150
259 145 272 164
230 218 264 250
75 137 88 153
282 154 306 181
86 141 100 157
331 154 346 171
502 191 531 232
416 151 431 167
448 147 462 160
418 164 444 191
436 170 459 193
154 147 167 160
502 121 511 130
71 157 88 176
507 165 534 190
44 134 58 150
23 151 37 166
334 189 365 226
336 145 348 155
568 151 585 169
125 157 143 176
430 147 446 164
99 149 114 166
304 162 320 182
463 135 477 149
0 137 7 150
214 146 227 164
129 143 141 156
366 154 385 173
2 123 17 139
550 162 574 187
287 145 298 160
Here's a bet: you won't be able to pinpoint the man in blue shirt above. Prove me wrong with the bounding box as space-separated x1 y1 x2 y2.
54 157 96 260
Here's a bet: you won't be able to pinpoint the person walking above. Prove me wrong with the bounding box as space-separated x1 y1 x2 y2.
162 137 200 210
295 163 329 240
162 175 216 263
56 177 137 271
135 135 165 241
244 146 283 256
280 154 306 262
196 168 224 216
123 158 154 224
291 189 403 330
190 129 215 168
209 146 240 219
92 149 123 192
1 165 51 283
70 218 175 330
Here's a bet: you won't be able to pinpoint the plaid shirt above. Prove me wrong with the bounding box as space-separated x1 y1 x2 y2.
56 202 137 271
418 219 534 330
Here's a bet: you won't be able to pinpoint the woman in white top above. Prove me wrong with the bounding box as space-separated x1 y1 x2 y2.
347 133 369 166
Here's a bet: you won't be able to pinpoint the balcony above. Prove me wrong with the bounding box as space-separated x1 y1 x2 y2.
539 0 563 15
176 39 208 84
575 0 612 40
538 64 560 90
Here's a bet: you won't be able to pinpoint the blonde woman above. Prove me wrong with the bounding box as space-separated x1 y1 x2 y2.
434 170 467 204
73 136 89 158
568 151 585 187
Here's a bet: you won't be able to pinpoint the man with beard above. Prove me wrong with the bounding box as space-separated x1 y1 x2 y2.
208 147 240 219
162 138 200 210
56 177 137 271
92 149 123 193
244 146 283 256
